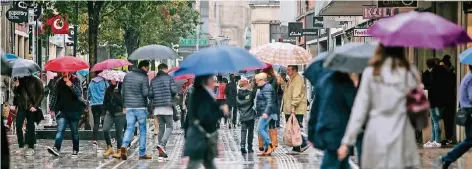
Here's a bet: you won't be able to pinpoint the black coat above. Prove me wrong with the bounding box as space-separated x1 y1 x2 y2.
237 88 257 122
13 76 44 110
429 66 453 107
225 81 237 106
103 85 124 115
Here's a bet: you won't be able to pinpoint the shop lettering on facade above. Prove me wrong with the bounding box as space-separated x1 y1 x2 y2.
353 29 371 37
363 6 400 19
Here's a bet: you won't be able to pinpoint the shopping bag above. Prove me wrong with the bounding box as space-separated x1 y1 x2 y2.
283 113 302 147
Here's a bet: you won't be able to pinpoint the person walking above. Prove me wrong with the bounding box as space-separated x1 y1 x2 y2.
438 64 472 169
237 77 257 154
47 72 86 157
102 80 125 159
120 60 152 160
149 63 177 158
184 75 230 169
88 73 108 146
282 65 309 153
216 78 228 128
255 73 276 156
225 74 238 128
337 44 421 169
13 76 44 156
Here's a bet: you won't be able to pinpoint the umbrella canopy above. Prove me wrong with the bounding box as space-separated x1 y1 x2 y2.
11 59 41 77
304 53 334 85
251 42 313 66
129 45 178 60
98 70 126 82
46 71 58 80
44 56 89 72
368 11 472 49
91 59 132 72
78 69 89 76
1 53 18 76
459 47 472 65
167 67 195 80
174 46 265 76
323 42 377 73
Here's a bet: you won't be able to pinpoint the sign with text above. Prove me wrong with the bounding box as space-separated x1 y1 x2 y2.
14 1 41 20
363 6 400 19
6 8 28 23
378 0 417 8
179 39 209 46
302 29 318 36
288 22 303 37
353 29 371 37
312 16 324 29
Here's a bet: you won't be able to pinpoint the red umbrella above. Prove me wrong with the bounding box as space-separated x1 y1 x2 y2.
91 59 133 72
44 56 89 72
244 62 272 71
167 67 195 80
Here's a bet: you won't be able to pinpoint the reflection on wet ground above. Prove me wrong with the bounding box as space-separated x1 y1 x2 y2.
7 125 472 169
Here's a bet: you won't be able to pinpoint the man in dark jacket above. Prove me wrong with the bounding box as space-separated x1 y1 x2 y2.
225 74 238 128
14 76 44 156
120 60 152 160
237 77 257 154
149 63 176 158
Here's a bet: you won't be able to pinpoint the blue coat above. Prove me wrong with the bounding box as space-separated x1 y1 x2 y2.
255 83 276 116
88 76 108 106
310 72 357 151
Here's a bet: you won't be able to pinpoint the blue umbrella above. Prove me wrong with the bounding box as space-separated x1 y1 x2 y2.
78 69 89 76
1 53 19 76
174 46 265 76
303 52 334 85
460 47 472 65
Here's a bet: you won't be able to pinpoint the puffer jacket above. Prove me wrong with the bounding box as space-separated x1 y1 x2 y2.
255 83 276 116
149 71 177 107
237 87 257 122
122 68 150 108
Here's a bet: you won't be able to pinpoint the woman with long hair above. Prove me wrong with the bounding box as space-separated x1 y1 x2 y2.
337 44 421 169
102 80 125 159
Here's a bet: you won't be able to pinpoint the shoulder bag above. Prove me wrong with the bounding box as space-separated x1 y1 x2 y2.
405 70 430 131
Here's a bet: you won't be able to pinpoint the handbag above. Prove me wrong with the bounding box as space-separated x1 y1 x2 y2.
456 108 471 126
283 113 302 147
405 70 430 131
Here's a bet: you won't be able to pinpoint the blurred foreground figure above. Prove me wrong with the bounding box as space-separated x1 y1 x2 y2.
2 118 9 169
338 44 421 169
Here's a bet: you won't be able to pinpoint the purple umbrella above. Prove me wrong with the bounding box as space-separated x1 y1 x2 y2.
368 11 472 49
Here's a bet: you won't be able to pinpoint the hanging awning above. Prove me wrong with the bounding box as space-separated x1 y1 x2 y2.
318 1 374 16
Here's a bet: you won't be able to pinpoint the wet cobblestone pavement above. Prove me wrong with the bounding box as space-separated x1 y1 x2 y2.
6 122 472 169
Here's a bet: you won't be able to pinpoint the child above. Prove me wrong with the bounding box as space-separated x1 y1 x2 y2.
237 77 257 154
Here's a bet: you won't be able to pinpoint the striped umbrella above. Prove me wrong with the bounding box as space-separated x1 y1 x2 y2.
251 42 313 66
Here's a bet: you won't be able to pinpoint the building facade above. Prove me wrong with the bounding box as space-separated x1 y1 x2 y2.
249 0 280 49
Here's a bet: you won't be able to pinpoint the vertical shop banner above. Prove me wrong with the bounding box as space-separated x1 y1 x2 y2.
288 22 303 37
47 15 69 34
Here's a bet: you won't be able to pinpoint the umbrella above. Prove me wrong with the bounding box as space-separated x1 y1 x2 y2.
459 47 472 65
44 56 89 72
91 59 133 72
46 71 58 80
304 53 334 85
174 46 265 76
129 45 178 60
11 59 41 77
251 42 313 66
1 53 18 76
78 69 89 76
368 11 472 49
98 70 126 82
323 42 377 73
167 67 195 80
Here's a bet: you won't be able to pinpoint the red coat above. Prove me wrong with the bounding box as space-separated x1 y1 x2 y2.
216 83 226 100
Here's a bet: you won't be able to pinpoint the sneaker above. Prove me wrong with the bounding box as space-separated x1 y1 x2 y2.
431 141 442 148
438 156 452 169
92 140 98 146
71 150 78 158
139 154 152 160
423 141 433 148
47 147 60 156
156 145 168 158
111 138 116 144
25 148 34 156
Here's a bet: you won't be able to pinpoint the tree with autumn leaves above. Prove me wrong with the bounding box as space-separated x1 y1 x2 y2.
40 1 199 71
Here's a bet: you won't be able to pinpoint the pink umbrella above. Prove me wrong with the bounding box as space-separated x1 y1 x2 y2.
91 59 133 72
98 70 126 82
167 67 195 80
46 71 57 80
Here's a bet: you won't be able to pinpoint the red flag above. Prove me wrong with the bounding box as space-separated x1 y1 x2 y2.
47 15 69 34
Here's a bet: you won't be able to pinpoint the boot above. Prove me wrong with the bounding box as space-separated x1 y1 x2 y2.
103 145 114 158
264 144 275 156
269 129 278 148
112 148 121 159
120 147 128 160
258 134 264 151
247 144 254 153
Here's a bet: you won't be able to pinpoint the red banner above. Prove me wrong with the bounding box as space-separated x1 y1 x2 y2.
46 15 69 34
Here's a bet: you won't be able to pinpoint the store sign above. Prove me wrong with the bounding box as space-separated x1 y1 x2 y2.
302 29 318 36
312 17 324 29
378 0 417 8
353 29 371 37
363 6 400 19
288 22 303 37
14 1 41 20
464 2 472 13
6 8 28 23
179 39 209 46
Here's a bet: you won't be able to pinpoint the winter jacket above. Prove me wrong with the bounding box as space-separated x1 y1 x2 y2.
256 82 276 116
88 76 108 106
282 72 307 115
13 76 44 110
429 66 452 107
149 71 176 108
225 81 237 106
49 76 85 120
122 68 150 108
237 87 257 122
103 85 124 116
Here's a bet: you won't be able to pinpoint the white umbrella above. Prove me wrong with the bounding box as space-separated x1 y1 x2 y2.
323 42 378 73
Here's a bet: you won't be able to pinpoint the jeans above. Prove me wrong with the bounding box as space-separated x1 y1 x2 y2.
103 114 126 149
285 114 308 151
321 149 350 169
442 119 472 163
91 105 104 141
430 107 442 143
157 115 173 148
258 116 272 149
16 109 36 149
54 116 79 151
121 109 148 156
241 120 255 149
442 105 456 141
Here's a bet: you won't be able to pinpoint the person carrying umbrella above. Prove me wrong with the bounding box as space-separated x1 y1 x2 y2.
88 72 109 147
102 79 125 159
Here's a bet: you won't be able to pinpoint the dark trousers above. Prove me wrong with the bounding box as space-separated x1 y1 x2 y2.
230 106 238 125
181 109 187 128
91 105 103 141
285 114 307 151
1 118 9 169
442 120 472 163
321 149 350 169
240 120 255 149
103 114 126 149
54 117 80 151
442 106 456 141
16 109 36 149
